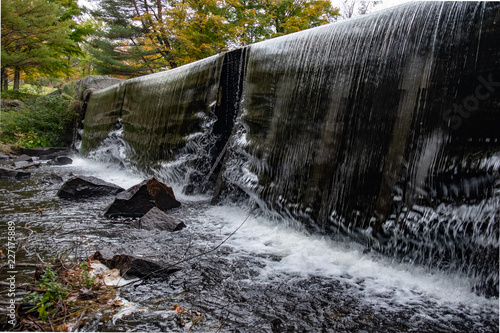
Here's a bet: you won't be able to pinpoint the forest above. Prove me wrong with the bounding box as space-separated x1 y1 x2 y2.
0 0 379 149
1 0 352 87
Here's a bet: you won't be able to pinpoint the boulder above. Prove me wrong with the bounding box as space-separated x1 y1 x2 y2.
1 99 25 110
132 207 186 232
90 250 180 279
74 75 123 100
57 176 124 199
0 152 10 160
53 156 73 165
105 177 181 218
0 167 31 180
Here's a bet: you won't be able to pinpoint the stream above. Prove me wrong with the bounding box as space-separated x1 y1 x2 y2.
0 156 498 332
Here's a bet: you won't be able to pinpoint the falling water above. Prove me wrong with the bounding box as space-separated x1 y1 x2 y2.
81 1 499 297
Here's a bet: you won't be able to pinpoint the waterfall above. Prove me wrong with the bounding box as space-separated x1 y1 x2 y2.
81 1 499 296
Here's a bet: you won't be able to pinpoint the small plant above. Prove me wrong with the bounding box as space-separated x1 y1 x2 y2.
25 264 68 322
80 261 96 288
19 258 119 330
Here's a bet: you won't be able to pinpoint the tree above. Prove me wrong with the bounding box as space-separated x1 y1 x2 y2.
88 0 339 77
89 0 177 77
339 0 382 19
226 0 339 46
261 0 338 37
1 0 85 89
157 0 237 65
228 0 271 46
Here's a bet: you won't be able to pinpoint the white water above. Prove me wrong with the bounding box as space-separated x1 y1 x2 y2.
64 156 498 328
206 206 497 310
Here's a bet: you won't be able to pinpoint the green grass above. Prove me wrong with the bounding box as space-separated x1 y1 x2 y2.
5 83 58 96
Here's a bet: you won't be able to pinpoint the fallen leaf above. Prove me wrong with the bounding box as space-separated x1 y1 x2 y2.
172 304 187 314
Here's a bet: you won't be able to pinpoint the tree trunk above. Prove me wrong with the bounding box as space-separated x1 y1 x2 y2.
1 67 7 91
13 67 20 90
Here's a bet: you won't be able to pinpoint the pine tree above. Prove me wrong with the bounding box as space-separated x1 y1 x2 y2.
1 0 85 89
87 0 340 77
89 0 176 77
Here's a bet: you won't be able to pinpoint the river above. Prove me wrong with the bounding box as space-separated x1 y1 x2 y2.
0 155 498 332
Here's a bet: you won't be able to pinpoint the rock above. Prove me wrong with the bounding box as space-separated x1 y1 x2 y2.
57 176 124 199
7 99 25 109
13 161 41 170
53 156 73 165
1 99 25 110
12 155 35 168
0 152 10 160
90 250 180 279
20 147 68 158
108 255 164 278
105 177 181 218
42 173 64 185
132 207 186 232
13 161 30 168
1 144 19 156
0 167 31 180
13 154 33 163
82 88 95 101
74 76 123 100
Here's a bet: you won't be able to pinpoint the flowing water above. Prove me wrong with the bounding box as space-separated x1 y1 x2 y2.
3 1 499 331
0 154 498 332
81 1 500 297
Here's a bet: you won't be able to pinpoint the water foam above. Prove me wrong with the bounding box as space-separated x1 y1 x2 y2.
204 205 498 311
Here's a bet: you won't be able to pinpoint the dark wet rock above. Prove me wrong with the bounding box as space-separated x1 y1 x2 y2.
109 255 164 279
57 176 124 199
53 156 73 165
42 173 64 185
82 88 95 101
105 177 181 218
20 147 68 158
132 207 186 232
90 250 180 279
0 167 31 179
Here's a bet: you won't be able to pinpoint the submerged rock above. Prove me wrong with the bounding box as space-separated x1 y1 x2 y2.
132 207 186 232
57 176 124 199
105 177 181 218
90 250 180 279
0 167 31 180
